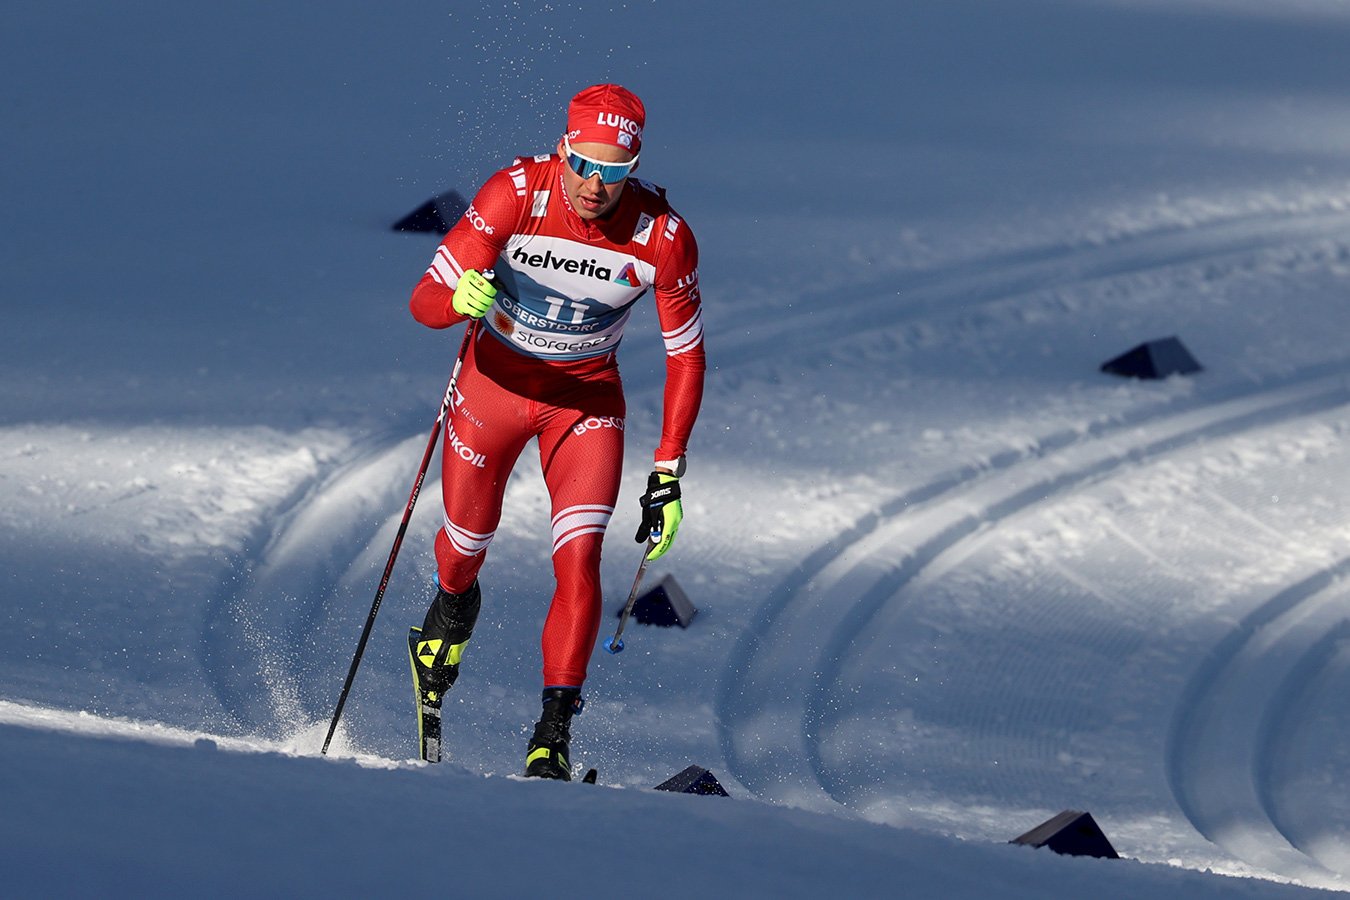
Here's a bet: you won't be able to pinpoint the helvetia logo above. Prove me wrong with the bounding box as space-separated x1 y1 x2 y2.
614 262 641 288
510 247 612 280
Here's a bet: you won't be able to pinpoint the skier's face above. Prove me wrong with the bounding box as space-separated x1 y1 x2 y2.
557 138 636 220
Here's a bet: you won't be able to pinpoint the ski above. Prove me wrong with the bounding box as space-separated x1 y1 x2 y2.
407 626 444 763
582 767 598 784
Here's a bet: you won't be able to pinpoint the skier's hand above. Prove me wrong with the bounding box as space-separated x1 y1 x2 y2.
452 269 497 319
634 471 682 560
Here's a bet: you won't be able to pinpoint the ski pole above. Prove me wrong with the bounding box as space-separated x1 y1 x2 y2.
604 538 655 654
321 318 478 755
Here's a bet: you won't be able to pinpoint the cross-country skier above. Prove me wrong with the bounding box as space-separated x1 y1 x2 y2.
407 84 706 779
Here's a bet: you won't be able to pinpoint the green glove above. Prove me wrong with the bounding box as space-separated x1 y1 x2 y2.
634 471 683 560
452 269 497 319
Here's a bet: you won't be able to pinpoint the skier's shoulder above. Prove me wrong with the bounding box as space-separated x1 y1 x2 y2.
502 152 560 183
627 177 694 246
472 154 559 222
627 175 670 211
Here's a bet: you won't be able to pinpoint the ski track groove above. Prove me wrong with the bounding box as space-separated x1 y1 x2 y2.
1259 618 1350 869
716 370 1350 885
1167 560 1350 888
711 204 1350 869
718 383 1350 885
707 204 1350 798
709 205 1350 363
717 370 1350 806
1258 619 1350 874
806 379 1350 805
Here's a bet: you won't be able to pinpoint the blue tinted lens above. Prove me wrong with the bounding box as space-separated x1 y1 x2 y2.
566 152 632 184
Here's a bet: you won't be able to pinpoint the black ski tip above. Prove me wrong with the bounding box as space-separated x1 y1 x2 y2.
582 768 598 784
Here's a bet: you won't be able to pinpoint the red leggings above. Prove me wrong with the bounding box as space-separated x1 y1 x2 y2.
434 333 625 687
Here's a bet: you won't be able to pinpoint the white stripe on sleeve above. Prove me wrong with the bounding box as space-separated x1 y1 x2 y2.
661 309 704 357
427 246 464 287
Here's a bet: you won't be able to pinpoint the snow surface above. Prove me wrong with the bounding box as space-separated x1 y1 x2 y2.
6 0 1350 896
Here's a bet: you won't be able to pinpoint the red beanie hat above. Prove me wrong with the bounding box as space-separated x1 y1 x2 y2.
566 84 645 154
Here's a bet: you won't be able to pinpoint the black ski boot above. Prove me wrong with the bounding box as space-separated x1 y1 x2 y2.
524 687 583 781
411 580 482 694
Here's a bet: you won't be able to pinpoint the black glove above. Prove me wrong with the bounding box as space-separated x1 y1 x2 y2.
634 471 682 560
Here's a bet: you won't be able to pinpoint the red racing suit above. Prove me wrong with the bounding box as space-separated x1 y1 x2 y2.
409 153 705 687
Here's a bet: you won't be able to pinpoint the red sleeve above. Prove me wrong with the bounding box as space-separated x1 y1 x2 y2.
650 212 706 463
409 169 521 329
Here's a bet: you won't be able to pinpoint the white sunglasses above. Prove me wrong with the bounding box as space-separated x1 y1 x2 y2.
563 136 639 184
